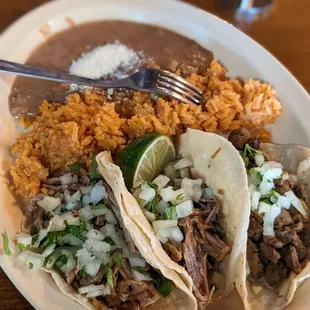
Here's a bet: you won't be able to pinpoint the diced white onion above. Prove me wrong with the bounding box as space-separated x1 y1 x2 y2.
85 221 93 231
80 185 93 195
54 192 64 202
152 175 170 190
255 154 265 167
143 210 156 222
76 248 92 269
86 229 105 241
285 191 307 217
84 239 111 253
59 254 76 274
132 269 152 281
79 205 94 221
156 199 169 214
17 250 44 270
64 190 71 203
181 178 202 202
152 220 178 234
164 165 178 180
92 207 108 217
90 185 107 205
17 233 32 248
160 187 186 203
259 178 275 195
105 210 118 225
45 251 61 268
100 224 116 237
60 212 80 226
263 205 281 236
264 168 283 181
258 202 271 214
49 215 66 232
65 202 77 210
260 161 283 174
82 195 91 206
33 221 52 248
176 200 194 218
168 226 184 243
92 251 111 264
61 234 83 246
60 173 73 185
68 190 82 203
129 257 146 267
139 186 156 202
251 191 260 211
180 168 190 179
37 196 61 212
85 257 101 277
173 157 192 170
277 195 291 209
41 244 56 257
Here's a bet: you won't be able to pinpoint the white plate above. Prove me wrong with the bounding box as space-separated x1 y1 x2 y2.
0 0 309 309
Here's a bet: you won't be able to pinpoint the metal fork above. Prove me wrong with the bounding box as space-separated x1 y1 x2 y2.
0 59 202 105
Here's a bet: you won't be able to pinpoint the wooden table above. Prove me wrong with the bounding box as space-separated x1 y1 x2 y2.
1 0 309 309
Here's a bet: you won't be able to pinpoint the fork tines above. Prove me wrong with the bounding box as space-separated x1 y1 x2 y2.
156 70 203 105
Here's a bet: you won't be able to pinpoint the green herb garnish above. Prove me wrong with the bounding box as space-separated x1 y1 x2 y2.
91 204 106 210
104 236 116 246
79 269 88 279
164 206 176 220
133 266 149 275
90 157 101 180
150 197 157 213
105 264 114 288
146 181 158 190
18 243 27 251
259 197 272 205
243 144 262 161
172 193 184 206
67 163 82 173
29 262 34 269
1 232 11 256
149 270 173 297
112 252 123 268
55 254 68 268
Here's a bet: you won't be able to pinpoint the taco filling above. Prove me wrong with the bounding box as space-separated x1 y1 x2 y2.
229 129 310 289
2 164 174 310
132 156 231 306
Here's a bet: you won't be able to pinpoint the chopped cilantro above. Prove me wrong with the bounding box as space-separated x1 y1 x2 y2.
1 232 11 256
172 193 184 206
90 157 101 180
146 181 158 190
149 270 173 297
104 236 116 246
29 262 34 269
112 252 122 268
91 204 106 210
149 196 157 213
79 269 88 279
105 264 114 288
243 144 262 161
133 266 149 275
164 206 176 220
55 254 68 268
67 163 82 173
259 197 272 205
18 243 27 251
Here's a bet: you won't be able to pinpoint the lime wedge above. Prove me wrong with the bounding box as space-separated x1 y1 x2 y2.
116 134 176 190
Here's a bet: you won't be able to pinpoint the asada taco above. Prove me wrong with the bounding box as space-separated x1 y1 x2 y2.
1 152 196 310
98 128 251 308
228 128 310 310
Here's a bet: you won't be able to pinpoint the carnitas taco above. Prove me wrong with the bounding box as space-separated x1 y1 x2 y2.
98 128 251 308
2 152 196 310
228 128 310 310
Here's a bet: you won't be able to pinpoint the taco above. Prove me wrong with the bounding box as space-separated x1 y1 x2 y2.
98 128 251 308
228 128 310 310
2 152 196 310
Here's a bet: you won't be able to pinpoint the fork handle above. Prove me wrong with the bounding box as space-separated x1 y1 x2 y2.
0 59 125 88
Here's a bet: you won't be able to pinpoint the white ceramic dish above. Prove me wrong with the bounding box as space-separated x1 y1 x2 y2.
0 0 310 309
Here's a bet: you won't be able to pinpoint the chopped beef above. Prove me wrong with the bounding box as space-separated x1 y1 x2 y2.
247 136 261 150
259 242 280 264
42 183 68 191
274 179 293 195
79 266 105 286
247 239 265 280
228 128 251 150
248 213 263 242
280 246 301 274
203 232 230 261
264 262 288 287
294 184 309 202
115 280 161 308
46 177 61 185
213 213 226 239
163 240 183 263
287 221 304 233
263 235 285 249
95 215 106 227
65 267 79 285
300 225 310 247
274 209 294 229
